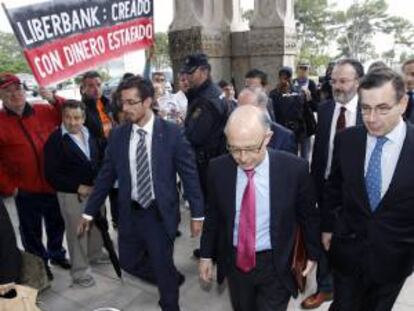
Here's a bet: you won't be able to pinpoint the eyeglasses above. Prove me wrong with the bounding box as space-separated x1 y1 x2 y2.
330 78 357 86
227 136 266 155
360 104 398 116
121 99 143 106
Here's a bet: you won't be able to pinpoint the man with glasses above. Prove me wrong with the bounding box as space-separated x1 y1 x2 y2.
199 105 320 311
78 77 204 311
322 67 414 311
303 59 364 309
0 73 69 280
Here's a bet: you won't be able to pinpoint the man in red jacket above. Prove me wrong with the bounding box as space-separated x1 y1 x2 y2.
0 73 69 280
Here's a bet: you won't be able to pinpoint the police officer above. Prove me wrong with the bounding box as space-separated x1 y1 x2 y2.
181 53 228 258
182 53 228 194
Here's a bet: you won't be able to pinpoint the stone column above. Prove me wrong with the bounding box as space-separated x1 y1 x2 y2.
247 0 297 90
169 0 233 83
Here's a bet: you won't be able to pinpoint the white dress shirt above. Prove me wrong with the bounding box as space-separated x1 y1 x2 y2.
364 118 406 197
325 94 359 179
129 112 155 202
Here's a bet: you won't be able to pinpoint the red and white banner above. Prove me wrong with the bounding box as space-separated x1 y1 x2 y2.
3 0 154 86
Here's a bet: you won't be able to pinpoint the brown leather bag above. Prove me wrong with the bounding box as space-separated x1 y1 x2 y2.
291 226 307 292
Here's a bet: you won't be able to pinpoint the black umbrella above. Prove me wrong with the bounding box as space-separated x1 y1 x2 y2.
94 212 122 279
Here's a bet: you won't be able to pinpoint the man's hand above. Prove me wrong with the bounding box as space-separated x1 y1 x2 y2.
302 260 316 277
190 219 203 237
12 188 18 197
303 88 312 101
199 258 213 284
77 217 92 236
39 87 56 104
77 184 93 201
322 232 333 251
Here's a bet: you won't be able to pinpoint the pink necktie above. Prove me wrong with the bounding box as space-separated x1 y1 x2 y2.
236 169 256 272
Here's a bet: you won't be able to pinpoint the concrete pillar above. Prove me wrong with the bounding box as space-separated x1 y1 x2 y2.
169 0 233 84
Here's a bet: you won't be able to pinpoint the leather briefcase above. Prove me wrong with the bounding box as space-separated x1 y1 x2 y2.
291 226 307 292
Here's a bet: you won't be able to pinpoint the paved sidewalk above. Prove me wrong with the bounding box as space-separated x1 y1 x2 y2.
3 197 414 311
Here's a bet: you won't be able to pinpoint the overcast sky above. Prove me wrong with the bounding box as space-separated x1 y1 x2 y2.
0 0 413 55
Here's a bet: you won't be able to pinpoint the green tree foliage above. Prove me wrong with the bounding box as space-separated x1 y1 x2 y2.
295 0 414 66
152 32 171 70
294 0 337 74
0 32 30 73
333 0 414 61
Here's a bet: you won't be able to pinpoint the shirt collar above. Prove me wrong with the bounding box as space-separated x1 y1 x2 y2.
132 112 155 136
336 94 358 113
238 150 269 177
61 124 90 138
367 117 406 146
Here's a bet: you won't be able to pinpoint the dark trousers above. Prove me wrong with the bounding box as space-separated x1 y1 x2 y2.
119 203 180 311
15 192 66 262
227 251 291 311
331 269 405 311
316 249 333 293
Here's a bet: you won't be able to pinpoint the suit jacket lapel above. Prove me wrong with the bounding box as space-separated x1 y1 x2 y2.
224 157 237 245
353 128 372 213
151 117 163 197
62 134 89 163
121 123 133 194
379 123 413 209
321 101 335 161
269 151 284 246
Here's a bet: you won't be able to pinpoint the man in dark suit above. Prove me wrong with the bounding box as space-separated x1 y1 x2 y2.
78 77 204 311
302 59 364 309
322 68 414 311
237 87 297 154
199 105 320 311
402 58 414 123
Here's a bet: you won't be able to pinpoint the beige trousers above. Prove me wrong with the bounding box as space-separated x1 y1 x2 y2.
57 192 104 280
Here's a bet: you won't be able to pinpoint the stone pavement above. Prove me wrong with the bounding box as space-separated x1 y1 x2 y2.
3 197 414 311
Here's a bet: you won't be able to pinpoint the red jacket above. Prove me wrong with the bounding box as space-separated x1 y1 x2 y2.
0 101 64 196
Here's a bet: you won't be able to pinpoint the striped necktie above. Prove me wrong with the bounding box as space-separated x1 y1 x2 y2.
136 129 153 208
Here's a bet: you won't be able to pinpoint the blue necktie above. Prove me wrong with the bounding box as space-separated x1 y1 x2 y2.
365 137 387 211
136 129 153 208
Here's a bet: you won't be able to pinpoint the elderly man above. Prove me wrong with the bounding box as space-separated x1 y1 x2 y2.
322 68 414 311
237 87 297 154
199 105 320 311
0 73 68 280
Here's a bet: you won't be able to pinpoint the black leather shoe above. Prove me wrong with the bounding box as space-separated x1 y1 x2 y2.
50 258 71 270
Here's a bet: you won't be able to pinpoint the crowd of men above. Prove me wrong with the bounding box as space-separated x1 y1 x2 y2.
1 53 414 311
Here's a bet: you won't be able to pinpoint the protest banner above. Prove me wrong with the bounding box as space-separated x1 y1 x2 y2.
3 0 154 86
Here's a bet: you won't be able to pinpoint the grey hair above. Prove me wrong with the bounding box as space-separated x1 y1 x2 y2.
242 86 269 109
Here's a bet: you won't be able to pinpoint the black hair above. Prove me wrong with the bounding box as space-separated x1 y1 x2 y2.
117 77 154 101
358 68 406 102
335 59 364 79
245 69 268 86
